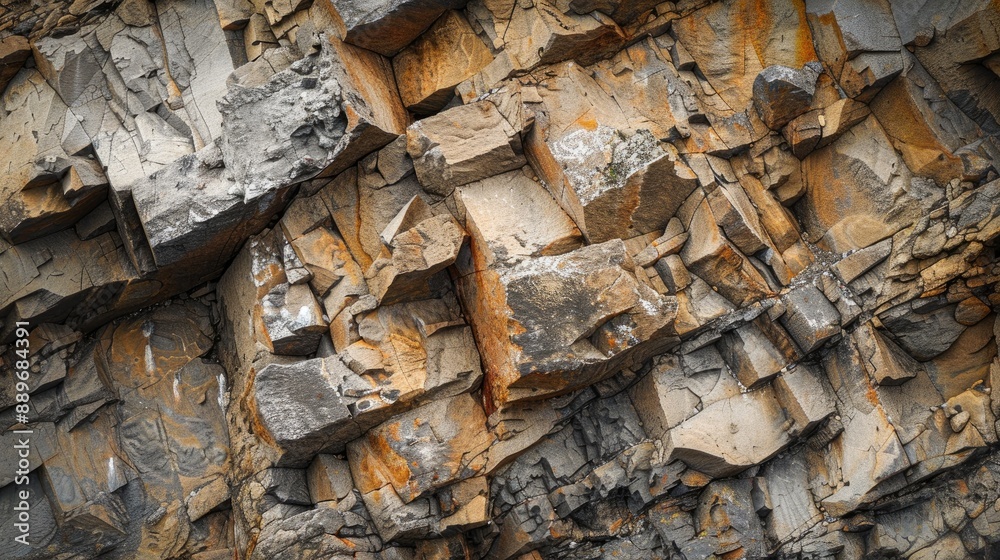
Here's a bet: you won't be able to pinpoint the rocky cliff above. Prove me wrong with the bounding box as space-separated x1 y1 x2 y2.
2 0 1000 558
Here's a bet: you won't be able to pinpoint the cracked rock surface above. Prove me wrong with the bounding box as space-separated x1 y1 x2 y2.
2 0 1000 559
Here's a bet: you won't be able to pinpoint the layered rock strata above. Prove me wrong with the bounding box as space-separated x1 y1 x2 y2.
2 0 1000 559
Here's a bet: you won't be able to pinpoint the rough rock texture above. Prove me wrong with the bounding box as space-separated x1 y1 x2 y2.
2 1 1000 559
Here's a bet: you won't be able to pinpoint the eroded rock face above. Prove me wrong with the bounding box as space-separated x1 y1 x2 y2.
3 0 1000 559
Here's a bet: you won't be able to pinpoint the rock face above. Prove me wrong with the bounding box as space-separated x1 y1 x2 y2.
2 1 1000 559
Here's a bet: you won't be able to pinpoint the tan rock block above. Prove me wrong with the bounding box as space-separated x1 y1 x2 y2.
718 316 799 389
679 197 772 307
0 36 30 93
526 63 698 243
800 116 931 253
244 13 278 60
672 0 817 113
955 297 992 326
774 363 836 435
408 100 526 196
366 213 467 305
329 0 466 57
348 393 491 503
393 10 493 114
455 170 584 267
821 341 911 517
458 237 676 411
470 0 625 72
805 0 903 101
666 386 792 477
306 454 354 503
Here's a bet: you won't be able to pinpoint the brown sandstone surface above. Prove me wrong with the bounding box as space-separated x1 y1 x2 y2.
2 0 1000 559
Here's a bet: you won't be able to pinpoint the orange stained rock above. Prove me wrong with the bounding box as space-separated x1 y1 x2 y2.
460 251 520 414
576 115 598 131
721 548 747 560
747 0 817 64
355 424 413 494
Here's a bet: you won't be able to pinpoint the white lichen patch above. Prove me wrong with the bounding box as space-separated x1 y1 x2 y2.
549 126 664 205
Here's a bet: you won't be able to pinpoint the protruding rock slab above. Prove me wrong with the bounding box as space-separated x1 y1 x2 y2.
773 363 836 435
468 0 625 72
307 454 354 504
667 386 792 477
820 339 911 517
252 357 361 465
366 213 467 305
780 283 841 353
330 0 467 56
718 317 799 388
393 10 493 114
348 393 491 504
219 36 406 199
407 100 526 196
526 63 699 243
679 196 772 307
752 64 818 129
783 98 870 158
0 36 30 92
806 0 903 101
455 170 585 265
459 237 677 411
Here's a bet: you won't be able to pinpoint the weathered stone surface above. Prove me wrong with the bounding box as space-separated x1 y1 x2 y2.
330 0 466 57
253 357 360 465
0 35 30 93
799 115 940 253
806 0 904 101
821 338 911 517
0 302 231 558
349 393 490 504
679 194 773 306
260 282 327 355
393 10 493 115
910 1 1000 135
5 1 1000 559
667 385 792 477
306 454 353 504
569 0 660 25
408 99 527 196
323 138 431 270
693 479 767 558
780 283 841 352
460 169 585 262
526 63 699 243
630 348 740 440
127 145 292 272
468 0 626 74
870 54 999 185
366 213 467 305
219 36 407 199
783 97 871 158
459 237 676 411
719 316 799 388
753 64 819 129
672 0 818 114
774 362 836 435
0 69 106 244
